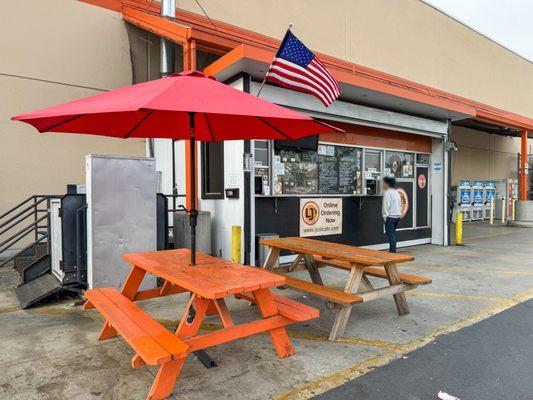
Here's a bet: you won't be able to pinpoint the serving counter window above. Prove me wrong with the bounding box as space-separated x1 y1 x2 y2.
363 149 382 195
271 143 363 195
257 139 428 201
275 150 318 194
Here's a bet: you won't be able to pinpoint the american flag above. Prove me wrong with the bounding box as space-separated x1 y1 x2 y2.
265 31 341 106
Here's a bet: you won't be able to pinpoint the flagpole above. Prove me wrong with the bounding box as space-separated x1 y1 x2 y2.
256 23 293 98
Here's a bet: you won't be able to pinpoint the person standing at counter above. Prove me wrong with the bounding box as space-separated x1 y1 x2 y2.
382 176 402 253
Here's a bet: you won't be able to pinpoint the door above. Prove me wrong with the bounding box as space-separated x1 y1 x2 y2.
416 166 429 228
50 199 64 281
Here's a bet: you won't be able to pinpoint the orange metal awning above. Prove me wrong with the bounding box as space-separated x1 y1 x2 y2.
204 44 475 122
85 0 533 131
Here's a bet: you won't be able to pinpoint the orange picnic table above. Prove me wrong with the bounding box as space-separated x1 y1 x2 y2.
83 249 319 400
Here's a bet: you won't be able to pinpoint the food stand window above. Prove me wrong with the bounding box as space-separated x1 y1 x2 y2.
363 149 382 195
271 142 363 195
265 141 425 199
317 144 363 195
338 146 363 195
274 149 318 194
385 151 414 179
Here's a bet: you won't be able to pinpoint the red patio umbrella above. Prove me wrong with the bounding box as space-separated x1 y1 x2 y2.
12 70 342 265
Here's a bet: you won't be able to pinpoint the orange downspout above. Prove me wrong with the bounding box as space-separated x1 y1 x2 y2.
184 40 198 211
520 130 528 201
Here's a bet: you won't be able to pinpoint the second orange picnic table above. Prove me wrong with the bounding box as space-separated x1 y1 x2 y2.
84 249 318 400
260 237 431 340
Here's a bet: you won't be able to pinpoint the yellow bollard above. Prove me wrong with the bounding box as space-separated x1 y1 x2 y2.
489 197 494 225
231 225 241 263
456 211 463 245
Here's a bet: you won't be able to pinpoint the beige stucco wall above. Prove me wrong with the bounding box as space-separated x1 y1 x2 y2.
450 126 533 185
177 0 533 118
0 0 144 245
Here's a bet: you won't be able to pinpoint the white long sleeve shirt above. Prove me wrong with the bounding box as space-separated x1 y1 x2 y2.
382 188 402 221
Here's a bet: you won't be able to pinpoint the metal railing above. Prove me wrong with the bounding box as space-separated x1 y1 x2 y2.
0 195 61 268
161 193 186 248
1 192 185 267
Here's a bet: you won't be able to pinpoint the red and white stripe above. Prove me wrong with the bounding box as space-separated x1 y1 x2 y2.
266 57 340 106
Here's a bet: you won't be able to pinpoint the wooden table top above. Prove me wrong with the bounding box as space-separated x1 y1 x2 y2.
260 237 414 266
123 249 285 299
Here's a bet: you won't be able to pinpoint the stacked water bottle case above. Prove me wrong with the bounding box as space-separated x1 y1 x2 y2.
454 180 499 222
452 179 518 221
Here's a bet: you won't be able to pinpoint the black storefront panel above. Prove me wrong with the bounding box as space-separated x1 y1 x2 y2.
255 196 431 252
416 166 429 227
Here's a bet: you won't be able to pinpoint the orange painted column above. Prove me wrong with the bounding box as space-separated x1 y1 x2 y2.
184 40 198 211
520 130 528 201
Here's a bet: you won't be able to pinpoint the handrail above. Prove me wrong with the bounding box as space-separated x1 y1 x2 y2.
0 194 64 268
0 207 39 237
0 195 38 221
0 196 49 229
0 194 62 222
0 214 48 253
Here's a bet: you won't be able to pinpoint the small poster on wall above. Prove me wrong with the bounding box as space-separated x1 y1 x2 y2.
299 198 343 237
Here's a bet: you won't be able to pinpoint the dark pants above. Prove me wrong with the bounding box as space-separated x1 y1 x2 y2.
385 217 400 253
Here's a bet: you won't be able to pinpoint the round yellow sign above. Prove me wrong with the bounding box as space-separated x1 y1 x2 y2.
301 201 320 226
397 188 409 219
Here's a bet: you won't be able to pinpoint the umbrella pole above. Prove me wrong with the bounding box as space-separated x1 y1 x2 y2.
187 112 216 369
189 112 197 266
172 139 176 212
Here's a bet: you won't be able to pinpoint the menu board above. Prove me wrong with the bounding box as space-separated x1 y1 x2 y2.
318 154 338 193
275 145 362 195
337 146 363 194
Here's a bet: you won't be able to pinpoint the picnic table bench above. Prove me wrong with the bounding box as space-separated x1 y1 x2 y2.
260 237 431 340
84 249 319 400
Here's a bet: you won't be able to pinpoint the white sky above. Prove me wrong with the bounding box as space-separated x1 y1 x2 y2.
423 0 533 62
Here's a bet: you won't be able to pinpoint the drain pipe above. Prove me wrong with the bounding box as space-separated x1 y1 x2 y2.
160 0 177 209
160 0 176 78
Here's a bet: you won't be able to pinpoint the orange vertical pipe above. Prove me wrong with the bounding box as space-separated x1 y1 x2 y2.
184 40 198 211
190 40 197 72
520 130 528 201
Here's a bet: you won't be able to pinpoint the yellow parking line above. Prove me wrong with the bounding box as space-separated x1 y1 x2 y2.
275 350 401 400
462 230 516 240
440 249 533 258
274 288 533 400
0 306 20 314
32 306 80 316
159 320 400 351
405 264 533 276
286 330 401 351
407 291 510 303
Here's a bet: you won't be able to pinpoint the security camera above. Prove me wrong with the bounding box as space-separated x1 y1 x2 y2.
445 141 458 152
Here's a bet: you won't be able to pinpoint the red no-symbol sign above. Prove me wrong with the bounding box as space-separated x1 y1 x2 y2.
418 174 427 189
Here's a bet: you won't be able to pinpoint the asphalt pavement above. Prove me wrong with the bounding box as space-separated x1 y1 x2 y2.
314 298 533 400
